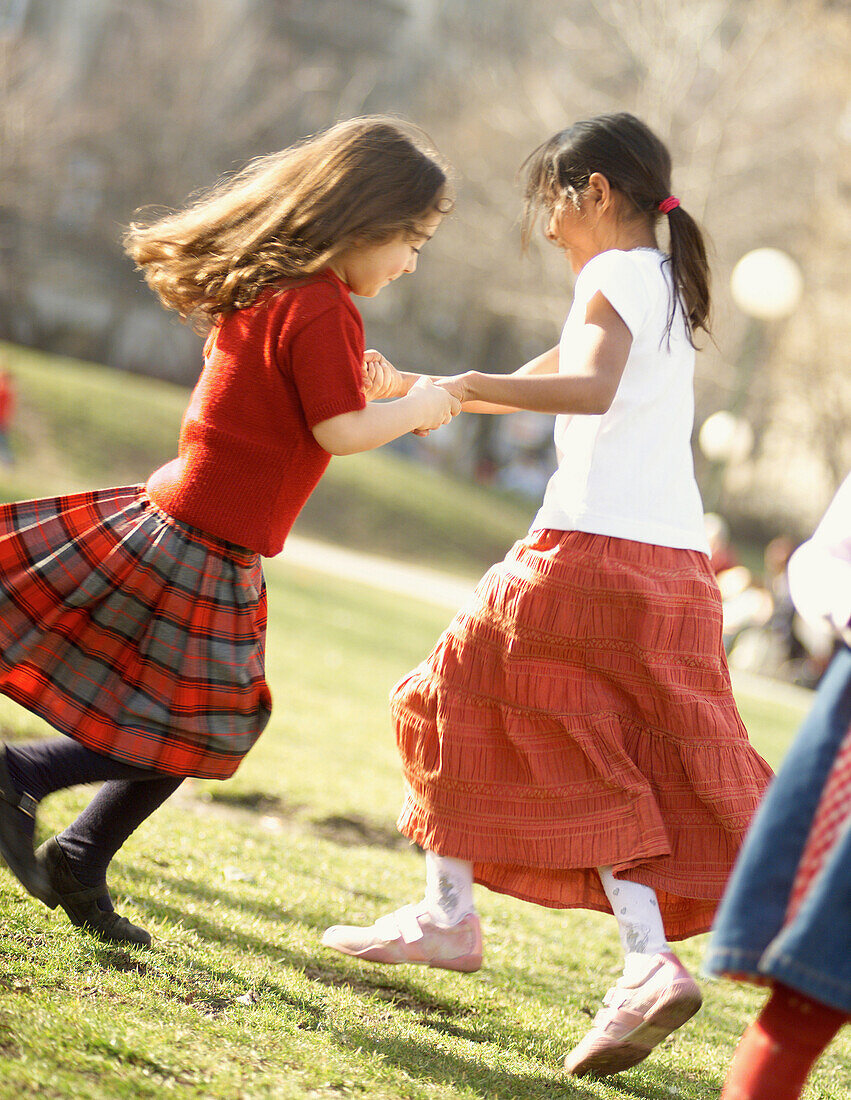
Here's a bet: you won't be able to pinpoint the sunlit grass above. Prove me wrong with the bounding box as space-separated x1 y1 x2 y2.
2 561 847 1100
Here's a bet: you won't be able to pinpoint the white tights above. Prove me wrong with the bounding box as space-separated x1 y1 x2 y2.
597 866 669 976
424 851 476 925
423 853 669 971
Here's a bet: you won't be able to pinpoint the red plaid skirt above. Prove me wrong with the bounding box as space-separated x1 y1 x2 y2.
393 529 774 940
0 487 271 779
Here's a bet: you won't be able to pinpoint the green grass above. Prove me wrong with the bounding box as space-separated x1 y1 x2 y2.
0 341 848 1098
1 561 848 1100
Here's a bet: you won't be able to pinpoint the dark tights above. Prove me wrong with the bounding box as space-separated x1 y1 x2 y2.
58 775 182 886
5 738 183 888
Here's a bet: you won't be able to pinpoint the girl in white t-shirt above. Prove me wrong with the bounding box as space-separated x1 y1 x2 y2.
324 113 773 1079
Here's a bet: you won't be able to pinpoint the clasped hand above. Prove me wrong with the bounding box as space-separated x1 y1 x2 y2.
362 351 461 435
362 350 404 401
432 373 470 403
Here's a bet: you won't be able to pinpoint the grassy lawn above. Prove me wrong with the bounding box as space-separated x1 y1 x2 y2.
1 560 848 1100
0 341 848 1098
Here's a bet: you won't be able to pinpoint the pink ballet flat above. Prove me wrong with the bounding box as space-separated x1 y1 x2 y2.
322 903 482 972
563 951 702 1078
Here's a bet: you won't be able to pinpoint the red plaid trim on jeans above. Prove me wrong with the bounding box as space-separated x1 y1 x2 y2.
786 721 851 923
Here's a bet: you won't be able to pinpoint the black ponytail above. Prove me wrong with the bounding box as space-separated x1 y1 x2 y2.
665 203 710 341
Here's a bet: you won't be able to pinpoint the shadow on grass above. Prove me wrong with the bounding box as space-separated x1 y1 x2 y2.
96 948 149 975
108 878 673 1094
102 871 579 1070
101 864 725 1100
23 876 725 1100
189 785 411 852
336 1026 593 1100
607 1059 724 1099
117 867 688 1077
125 862 391 930
340 1024 724 1100
95 937 329 1025
118 878 473 1021
202 789 306 817
310 812 410 851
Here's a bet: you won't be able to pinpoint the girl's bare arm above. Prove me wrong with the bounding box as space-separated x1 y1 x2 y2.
451 345 560 414
364 347 560 414
436 294 630 416
312 378 460 456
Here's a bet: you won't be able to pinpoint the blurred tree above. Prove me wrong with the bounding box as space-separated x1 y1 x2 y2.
0 0 847 528
402 0 850 528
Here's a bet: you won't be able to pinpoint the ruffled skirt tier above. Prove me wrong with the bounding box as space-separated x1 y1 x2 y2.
392 529 773 939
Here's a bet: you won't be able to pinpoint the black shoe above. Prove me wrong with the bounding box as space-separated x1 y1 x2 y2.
34 836 151 948
0 746 50 901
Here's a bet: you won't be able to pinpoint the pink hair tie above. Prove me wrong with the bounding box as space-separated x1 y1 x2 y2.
658 195 680 214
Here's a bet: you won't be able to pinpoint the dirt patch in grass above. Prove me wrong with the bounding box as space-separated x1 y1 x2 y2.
202 789 305 817
310 814 410 851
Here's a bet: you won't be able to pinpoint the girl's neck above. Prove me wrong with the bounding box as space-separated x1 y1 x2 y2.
572 221 658 275
600 219 658 254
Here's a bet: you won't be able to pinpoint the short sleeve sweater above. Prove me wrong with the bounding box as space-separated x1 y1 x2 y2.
146 269 366 557
532 249 709 553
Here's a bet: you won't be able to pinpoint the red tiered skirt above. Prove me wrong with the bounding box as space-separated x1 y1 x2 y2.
0 487 271 779
392 529 774 940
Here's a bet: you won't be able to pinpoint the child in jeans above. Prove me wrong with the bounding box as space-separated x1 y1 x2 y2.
706 472 851 1100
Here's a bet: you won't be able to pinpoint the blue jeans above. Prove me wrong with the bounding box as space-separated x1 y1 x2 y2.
705 645 851 1012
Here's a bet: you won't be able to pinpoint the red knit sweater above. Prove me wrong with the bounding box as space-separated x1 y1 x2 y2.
146 270 366 556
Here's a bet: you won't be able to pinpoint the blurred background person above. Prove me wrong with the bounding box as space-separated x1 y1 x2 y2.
705 470 851 1100
0 367 16 467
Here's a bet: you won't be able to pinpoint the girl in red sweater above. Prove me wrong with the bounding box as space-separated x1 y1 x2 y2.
0 116 459 947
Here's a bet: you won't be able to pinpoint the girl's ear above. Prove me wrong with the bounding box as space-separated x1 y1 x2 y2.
585 172 613 219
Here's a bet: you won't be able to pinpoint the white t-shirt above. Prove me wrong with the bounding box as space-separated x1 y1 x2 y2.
532 248 709 553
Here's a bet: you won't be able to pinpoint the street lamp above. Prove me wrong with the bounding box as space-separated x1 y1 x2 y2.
700 247 803 510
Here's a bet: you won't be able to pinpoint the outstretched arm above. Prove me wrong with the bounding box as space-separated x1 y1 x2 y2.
312 377 460 456
362 346 560 414
456 345 560 414
436 293 631 416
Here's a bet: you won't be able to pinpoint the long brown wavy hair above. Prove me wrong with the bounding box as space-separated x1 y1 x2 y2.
124 116 453 331
521 113 711 345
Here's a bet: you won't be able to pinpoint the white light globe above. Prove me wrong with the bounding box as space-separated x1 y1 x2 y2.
699 411 754 463
730 248 803 321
